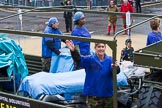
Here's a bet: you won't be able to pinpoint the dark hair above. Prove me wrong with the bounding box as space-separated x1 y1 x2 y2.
65 0 71 5
150 18 160 31
94 43 106 48
125 39 132 45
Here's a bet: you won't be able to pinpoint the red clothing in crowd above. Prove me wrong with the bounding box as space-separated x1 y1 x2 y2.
120 2 134 19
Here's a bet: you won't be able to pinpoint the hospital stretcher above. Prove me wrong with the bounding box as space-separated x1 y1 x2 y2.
18 61 146 107
18 47 146 107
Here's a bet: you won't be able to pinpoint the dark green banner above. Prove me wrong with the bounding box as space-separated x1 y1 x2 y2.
0 92 67 108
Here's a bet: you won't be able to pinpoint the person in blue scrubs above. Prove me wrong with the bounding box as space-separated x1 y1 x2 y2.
146 17 162 46
72 11 91 55
65 40 120 108
42 17 63 72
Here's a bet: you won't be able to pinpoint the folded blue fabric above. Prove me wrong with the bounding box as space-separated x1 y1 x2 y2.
50 47 74 73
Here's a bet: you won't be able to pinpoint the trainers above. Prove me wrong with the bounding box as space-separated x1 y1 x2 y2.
107 32 110 35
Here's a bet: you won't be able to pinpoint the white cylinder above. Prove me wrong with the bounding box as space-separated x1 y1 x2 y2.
126 11 131 26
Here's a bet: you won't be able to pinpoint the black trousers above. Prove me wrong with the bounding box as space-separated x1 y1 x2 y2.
65 17 72 32
135 0 141 13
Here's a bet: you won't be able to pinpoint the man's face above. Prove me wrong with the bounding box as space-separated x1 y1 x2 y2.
95 43 106 56
52 22 59 29
78 17 85 25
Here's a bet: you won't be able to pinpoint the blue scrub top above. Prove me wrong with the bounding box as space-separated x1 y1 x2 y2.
42 26 62 58
72 25 91 55
79 54 113 97
146 32 162 46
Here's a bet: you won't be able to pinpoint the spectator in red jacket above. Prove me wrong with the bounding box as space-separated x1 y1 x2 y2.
120 0 134 35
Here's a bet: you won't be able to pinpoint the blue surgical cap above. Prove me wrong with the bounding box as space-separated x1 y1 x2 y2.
73 11 85 22
47 17 58 25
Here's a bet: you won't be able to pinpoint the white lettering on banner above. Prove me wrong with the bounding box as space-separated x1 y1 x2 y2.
9 98 30 108
0 95 30 108
0 96 8 102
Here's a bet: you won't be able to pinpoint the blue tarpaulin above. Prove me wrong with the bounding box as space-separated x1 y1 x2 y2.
0 33 28 79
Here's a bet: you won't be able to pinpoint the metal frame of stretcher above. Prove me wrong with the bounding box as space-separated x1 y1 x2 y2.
117 73 144 105
37 78 144 107
39 93 86 107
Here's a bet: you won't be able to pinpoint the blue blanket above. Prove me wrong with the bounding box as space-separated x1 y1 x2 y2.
18 69 86 99
18 69 129 99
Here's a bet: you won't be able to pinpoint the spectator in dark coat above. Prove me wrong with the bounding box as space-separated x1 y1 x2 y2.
63 0 73 33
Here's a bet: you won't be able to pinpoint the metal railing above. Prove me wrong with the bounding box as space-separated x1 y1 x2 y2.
114 15 159 40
